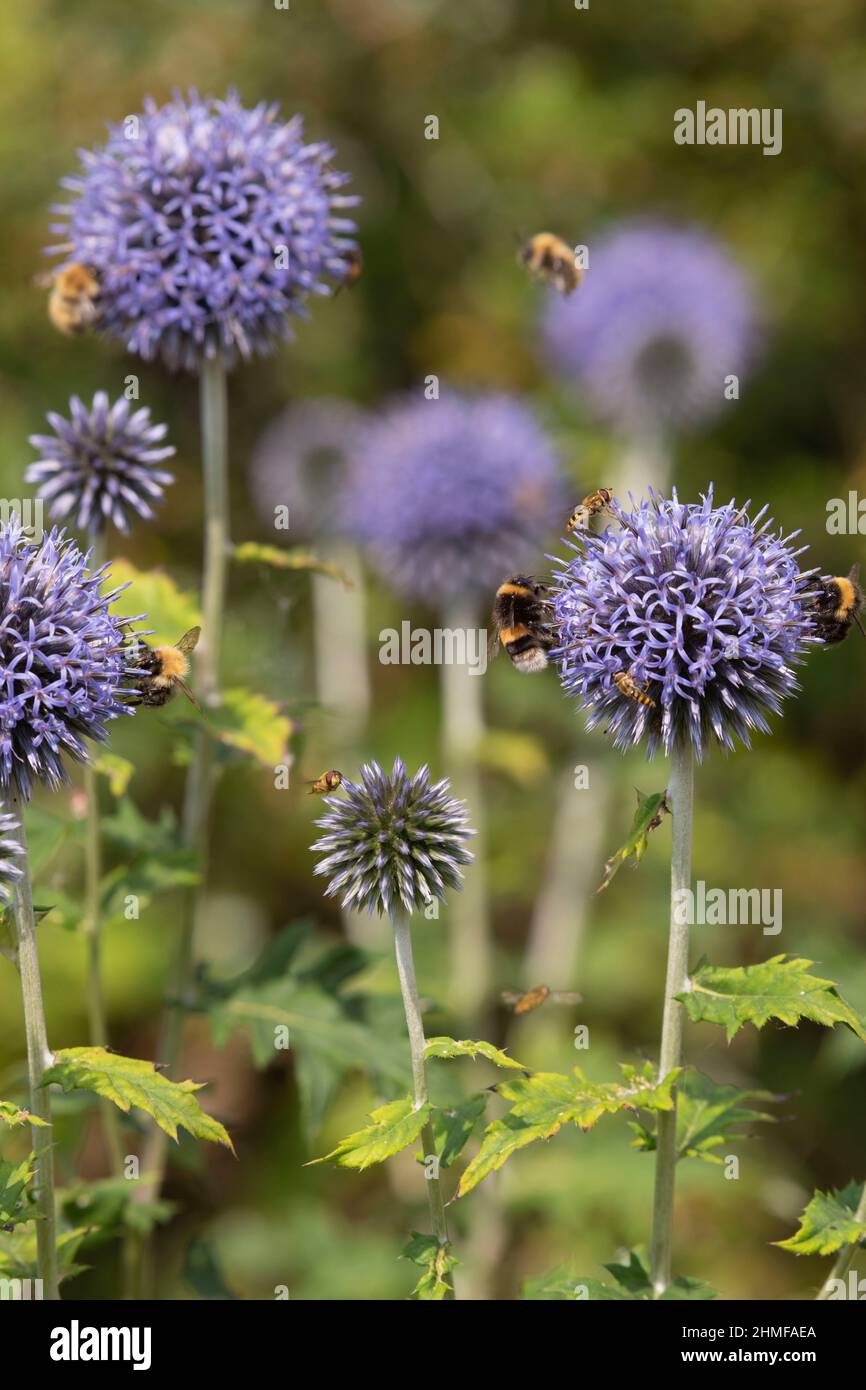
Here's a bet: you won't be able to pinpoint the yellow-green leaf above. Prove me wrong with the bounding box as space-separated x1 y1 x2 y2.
233 542 353 587
0 1101 49 1129
204 687 292 767
307 1095 430 1170
41 1047 233 1151
107 560 201 645
776 1182 866 1256
679 955 866 1043
424 1036 528 1071
399 1232 458 1300
597 789 668 894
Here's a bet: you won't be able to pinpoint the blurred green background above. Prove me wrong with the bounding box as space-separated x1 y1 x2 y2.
0 0 864 1300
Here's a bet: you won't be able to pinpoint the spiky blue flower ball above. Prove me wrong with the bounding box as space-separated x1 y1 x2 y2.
542 221 756 434
27 392 175 536
553 489 817 759
50 89 358 371
343 389 565 605
0 519 138 798
311 758 474 918
0 811 23 905
249 397 367 540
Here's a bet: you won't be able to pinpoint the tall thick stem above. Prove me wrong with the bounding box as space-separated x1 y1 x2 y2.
441 602 490 1028
392 914 454 1298
6 790 59 1299
816 1181 866 1299
136 357 229 1211
649 739 694 1295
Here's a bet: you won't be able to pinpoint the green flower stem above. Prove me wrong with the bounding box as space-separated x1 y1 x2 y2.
392 913 454 1299
650 737 694 1295
441 602 490 1029
136 356 229 1210
82 533 123 1176
6 789 59 1299
816 1181 866 1300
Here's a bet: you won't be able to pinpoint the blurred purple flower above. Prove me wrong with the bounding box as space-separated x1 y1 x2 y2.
50 89 358 371
0 518 139 798
249 397 367 540
553 488 817 760
311 757 474 918
28 392 174 536
542 222 756 434
343 388 566 606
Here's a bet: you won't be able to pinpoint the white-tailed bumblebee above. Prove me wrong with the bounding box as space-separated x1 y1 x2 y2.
811 565 865 645
613 667 656 708
37 263 102 336
491 576 556 674
519 233 582 296
308 769 343 795
126 627 202 711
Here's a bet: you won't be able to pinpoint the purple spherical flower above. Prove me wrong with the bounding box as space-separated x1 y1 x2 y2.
50 89 358 371
343 388 566 606
553 488 817 760
541 222 756 434
0 518 139 798
0 811 23 905
27 392 174 535
249 397 367 540
311 758 474 918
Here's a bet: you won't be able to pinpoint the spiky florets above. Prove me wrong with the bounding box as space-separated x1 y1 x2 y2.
553 488 817 760
0 519 139 798
50 89 359 371
311 757 474 918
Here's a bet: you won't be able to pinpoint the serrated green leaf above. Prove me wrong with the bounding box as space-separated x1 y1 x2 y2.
431 1094 487 1169
628 1070 782 1164
41 1047 233 1151
0 1153 37 1227
597 789 668 894
679 955 866 1043
0 1102 49 1129
458 1063 679 1197
523 1250 716 1301
203 686 291 767
776 1181 866 1256
308 1095 431 1169
107 560 201 646
424 1036 529 1071
399 1231 457 1300
232 541 353 587
0 1225 89 1284
92 751 135 798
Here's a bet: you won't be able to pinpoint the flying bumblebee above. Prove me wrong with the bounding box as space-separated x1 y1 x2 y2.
519 233 582 296
567 488 614 534
501 984 582 1016
308 769 343 795
36 263 102 337
811 565 865 646
613 667 656 708
126 627 202 711
491 576 556 674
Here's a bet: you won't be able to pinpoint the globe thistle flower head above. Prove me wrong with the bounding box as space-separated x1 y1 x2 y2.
553 488 817 760
541 221 756 435
343 389 566 606
249 397 367 540
27 392 175 535
311 757 474 918
0 518 140 799
0 811 23 906
50 89 359 371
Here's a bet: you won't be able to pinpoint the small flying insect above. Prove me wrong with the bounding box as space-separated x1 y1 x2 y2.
567 487 614 534
126 627 202 712
501 985 583 1016
519 232 582 296
308 769 343 795
36 263 102 336
613 668 656 708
